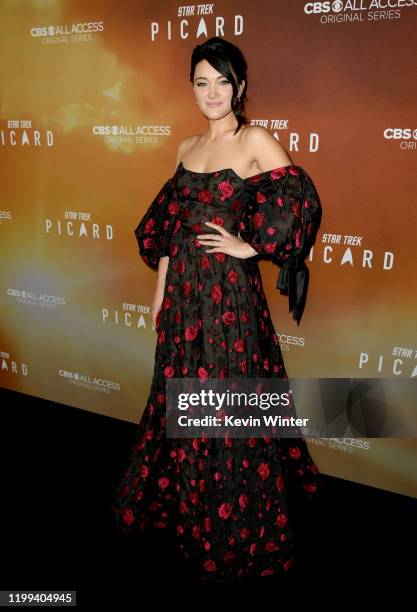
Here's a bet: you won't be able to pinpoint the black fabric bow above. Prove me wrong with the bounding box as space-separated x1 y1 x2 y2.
276 257 309 326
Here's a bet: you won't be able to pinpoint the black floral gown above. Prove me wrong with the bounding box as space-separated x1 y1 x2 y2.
112 161 323 583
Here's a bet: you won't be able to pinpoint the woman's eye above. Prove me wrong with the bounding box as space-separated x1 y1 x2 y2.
195 81 229 87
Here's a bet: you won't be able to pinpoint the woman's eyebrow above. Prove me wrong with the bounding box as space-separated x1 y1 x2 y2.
194 75 227 80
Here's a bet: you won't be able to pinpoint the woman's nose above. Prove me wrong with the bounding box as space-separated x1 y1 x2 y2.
208 86 220 98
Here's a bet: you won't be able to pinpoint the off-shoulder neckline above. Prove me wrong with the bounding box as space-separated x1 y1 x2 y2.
177 161 300 182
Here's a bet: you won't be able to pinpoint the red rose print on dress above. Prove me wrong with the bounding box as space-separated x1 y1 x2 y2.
218 503 233 520
158 477 170 490
184 325 198 341
257 463 270 480
288 447 302 460
114 163 324 583
276 513 288 528
222 311 236 325
217 180 234 202
238 494 249 510
121 508 135 526
211 284 222 305
198 190 214 205
204 560 217 572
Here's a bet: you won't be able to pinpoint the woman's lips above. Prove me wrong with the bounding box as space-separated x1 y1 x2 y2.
207 102 222 107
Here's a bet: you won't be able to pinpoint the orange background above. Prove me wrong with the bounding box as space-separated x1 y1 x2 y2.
1 1 416 497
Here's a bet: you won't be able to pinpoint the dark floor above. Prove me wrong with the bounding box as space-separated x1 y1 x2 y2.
0 387 416 606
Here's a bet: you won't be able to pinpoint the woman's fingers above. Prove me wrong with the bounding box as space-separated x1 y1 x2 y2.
197 221 234 242
151 307 161 330
195 223 248 258
204 221 226 233
196 233 222 239
200 222 228 238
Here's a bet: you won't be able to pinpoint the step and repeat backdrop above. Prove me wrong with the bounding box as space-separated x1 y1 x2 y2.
1 1 416 498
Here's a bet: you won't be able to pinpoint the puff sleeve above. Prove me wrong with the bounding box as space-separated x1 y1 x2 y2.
239 165 322 325
134 177 181 270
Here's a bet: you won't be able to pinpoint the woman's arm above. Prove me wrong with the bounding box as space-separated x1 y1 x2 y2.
151 140 189 328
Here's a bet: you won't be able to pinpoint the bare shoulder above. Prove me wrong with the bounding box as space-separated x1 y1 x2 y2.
243 125 276 145
175 134 200 168
244 125 292 170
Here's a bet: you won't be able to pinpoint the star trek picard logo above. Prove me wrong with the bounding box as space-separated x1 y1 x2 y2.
320 234 395 271
44 213 113 240
101 302 154 330
1 121 54 147
0 351 29 377
150 4 244 41
359 346 417 377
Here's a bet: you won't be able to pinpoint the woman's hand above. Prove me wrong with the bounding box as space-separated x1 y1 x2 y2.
197 221 257 259
151 287 164 329
151 256 169 330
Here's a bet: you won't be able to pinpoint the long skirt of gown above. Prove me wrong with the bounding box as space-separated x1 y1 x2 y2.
112 239 323 583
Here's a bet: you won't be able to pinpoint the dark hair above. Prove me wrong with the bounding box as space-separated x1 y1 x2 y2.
190 37 249 135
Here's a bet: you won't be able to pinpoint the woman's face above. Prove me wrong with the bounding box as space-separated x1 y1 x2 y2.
193 59 243 120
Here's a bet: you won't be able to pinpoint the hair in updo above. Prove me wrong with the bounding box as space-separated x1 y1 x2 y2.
190 36 249 135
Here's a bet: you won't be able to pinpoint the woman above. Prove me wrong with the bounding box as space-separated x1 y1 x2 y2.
112 36 323 583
